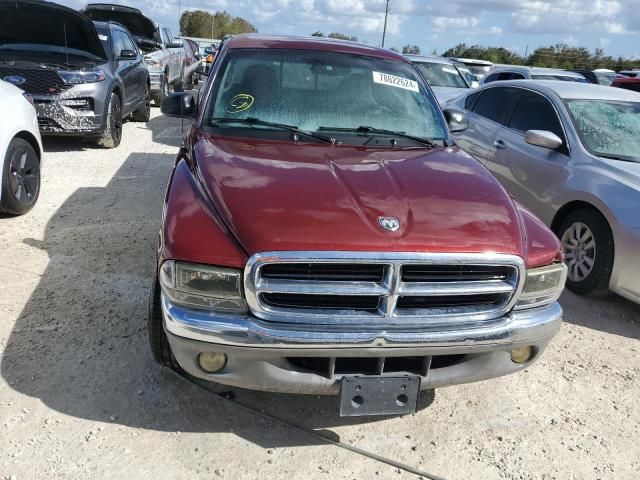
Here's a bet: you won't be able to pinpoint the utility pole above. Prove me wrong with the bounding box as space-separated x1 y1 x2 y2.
381 0 390 48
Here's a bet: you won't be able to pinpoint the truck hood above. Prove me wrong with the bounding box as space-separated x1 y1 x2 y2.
82 4 160 46
0 0 107 61
193 133 527 258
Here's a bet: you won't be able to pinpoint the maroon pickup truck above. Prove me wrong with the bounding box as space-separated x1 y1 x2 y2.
150 34 567 416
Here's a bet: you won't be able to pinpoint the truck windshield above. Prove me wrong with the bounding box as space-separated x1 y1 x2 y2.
414 61 468 88
565 99 640 162
205 48 447 145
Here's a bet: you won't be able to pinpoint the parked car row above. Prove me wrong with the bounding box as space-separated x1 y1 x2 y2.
0 0 205 151
417 54 640 92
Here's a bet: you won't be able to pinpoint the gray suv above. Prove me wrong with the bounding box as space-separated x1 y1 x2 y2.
0 0 150 148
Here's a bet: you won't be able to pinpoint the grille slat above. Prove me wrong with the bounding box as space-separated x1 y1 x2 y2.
257 278 389 296
397 280 514 296
245 253 523 326
261 293 380 313
261 263 385 282
401 264 511 282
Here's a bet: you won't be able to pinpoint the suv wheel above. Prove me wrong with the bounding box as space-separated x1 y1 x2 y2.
132 83 151 122
557 208 614 296
0 138 40 215
97 93 122 148
153 75 170 107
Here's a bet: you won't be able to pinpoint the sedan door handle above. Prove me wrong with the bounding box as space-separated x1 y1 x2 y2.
493 139 507 150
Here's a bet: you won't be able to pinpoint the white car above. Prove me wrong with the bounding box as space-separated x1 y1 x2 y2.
0 79 43 215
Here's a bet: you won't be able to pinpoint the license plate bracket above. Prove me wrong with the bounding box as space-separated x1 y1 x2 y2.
338 375 421 417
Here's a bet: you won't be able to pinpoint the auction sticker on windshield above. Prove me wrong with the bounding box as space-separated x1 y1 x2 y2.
372 71 419 92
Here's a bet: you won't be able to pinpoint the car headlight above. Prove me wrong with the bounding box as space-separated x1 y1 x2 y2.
515 263 567 310
145 58 160 67
57 69 106 84
159 260 247 313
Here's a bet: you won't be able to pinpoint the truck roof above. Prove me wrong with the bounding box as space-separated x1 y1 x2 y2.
224 34 411 63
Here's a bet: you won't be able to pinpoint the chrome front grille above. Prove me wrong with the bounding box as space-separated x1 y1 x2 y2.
244 252 525 327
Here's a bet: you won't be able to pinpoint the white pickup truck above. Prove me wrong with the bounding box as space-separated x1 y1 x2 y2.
82 4 185 106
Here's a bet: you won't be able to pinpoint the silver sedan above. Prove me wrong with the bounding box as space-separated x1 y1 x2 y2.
444 81 640 303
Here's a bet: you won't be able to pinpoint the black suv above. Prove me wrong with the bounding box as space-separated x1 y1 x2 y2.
0 0 150 148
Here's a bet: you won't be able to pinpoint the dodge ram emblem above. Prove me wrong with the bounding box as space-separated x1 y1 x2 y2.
378 216 400 232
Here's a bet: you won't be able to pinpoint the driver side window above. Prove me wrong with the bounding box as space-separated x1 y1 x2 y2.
508 90 568 154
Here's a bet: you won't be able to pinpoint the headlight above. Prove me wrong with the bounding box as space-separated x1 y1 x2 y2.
57 69 106 84
515 263 567 310
159 260 247 313
145 58 160 67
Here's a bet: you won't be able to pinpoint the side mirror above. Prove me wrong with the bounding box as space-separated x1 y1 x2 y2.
167 41 183 49
525 130 563 149
119 49 137 59
195 65 209 76
161 93 196 118
443 108 469 133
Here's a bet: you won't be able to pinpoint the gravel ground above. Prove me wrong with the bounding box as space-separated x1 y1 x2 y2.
0 109 639 480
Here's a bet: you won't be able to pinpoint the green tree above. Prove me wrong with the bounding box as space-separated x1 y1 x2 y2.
327 32 358 41
311 31 324 37
442 42 639 70
179 9 256 38
402 45 421 55
442 43 524 65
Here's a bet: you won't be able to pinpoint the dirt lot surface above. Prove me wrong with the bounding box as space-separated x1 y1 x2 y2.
1 110 639 480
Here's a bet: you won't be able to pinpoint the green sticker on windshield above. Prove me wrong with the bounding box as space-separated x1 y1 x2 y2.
227 93 255 113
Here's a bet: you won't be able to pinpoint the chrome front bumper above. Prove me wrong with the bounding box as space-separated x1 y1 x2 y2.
162 295 563 394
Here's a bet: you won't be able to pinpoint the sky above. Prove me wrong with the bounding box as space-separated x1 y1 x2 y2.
59 0 640 59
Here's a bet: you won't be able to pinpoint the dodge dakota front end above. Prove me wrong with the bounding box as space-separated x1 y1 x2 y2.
150 34 566 416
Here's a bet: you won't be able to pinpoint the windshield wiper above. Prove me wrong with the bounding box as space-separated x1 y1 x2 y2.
210 117 335 144
318 126 441 147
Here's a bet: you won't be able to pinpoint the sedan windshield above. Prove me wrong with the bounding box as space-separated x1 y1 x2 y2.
415 62 468 88
206 48 447 146
565 99 640 162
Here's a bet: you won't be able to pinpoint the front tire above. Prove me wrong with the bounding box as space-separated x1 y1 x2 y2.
557 208 614 296
131 83 151 122
148 274 181 371
0 138 40 215
153 74 169 107
97 93 122 148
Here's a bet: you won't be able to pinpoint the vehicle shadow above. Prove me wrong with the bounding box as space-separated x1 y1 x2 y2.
560 290 640 340
1 152 436 448
42 136 97 153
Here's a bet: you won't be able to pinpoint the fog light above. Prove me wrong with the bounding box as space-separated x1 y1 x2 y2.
511 346 533 364
198 352 227 373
